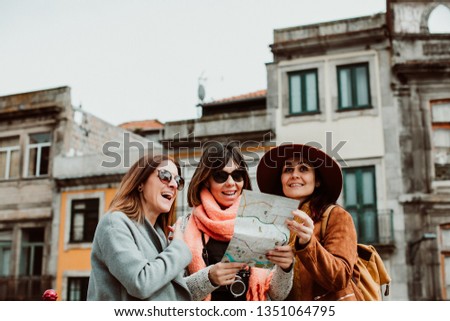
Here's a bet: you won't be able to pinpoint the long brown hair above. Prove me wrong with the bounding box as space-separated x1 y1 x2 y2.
299 168 335 223
187 141 252 207
109 154 181 236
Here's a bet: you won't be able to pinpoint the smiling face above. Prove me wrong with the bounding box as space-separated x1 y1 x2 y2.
140 160 179 224
281 158 318 202
208 159 244 209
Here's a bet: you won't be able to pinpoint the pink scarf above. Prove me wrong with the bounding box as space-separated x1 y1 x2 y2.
184 188 272 301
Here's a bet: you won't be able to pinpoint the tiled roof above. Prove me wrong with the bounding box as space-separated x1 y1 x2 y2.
203 89 267 106
119 119 164 130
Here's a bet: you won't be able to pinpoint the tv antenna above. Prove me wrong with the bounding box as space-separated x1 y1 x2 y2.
196 72 207 117
198 72 207 102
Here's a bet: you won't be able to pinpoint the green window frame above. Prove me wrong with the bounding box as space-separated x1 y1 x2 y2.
288 69 319 115
0 230 12 277
343 166 378 244
337 63 371 110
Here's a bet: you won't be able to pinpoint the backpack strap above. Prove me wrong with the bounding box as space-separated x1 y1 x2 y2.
320 205 337 241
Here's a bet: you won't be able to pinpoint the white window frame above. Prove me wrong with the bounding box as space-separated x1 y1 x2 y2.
64 192 104 250
0 136 20 180
24 132 51 178
431 100 450 166
421 91 450 190
61 270 91 301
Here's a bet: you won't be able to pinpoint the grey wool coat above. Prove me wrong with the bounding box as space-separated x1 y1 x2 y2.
87 211 192 301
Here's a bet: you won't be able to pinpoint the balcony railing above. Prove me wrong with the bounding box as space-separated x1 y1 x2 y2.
354 208 395 246
375 209 395 246
435 163 450 181
0 276 53 301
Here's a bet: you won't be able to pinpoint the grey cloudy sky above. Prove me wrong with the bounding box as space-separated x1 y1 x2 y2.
0 0 448 126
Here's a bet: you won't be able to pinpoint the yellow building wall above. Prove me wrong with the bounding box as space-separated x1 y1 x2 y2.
55 188 118 299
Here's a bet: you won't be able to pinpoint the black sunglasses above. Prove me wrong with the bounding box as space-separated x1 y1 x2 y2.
157 169 185 191
211 169 246 184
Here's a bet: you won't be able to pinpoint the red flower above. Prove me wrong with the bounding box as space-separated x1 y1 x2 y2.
42 289 58 301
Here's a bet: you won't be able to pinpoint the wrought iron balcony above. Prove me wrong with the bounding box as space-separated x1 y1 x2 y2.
0 275 53 301
353 208 395 247
375 209 395 245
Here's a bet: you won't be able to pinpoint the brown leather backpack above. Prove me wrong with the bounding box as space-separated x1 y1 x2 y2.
321 205 391 301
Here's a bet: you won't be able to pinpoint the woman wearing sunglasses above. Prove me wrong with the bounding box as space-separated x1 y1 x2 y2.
183 142 294 301
87 154 192 300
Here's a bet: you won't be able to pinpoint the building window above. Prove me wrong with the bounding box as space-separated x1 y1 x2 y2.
439 223 450 300
19 228 44 276
428 5 450 34
343 166 378 244
337 63 371 110
70 198 100 243
288 69 319 114
67 277 89 301
0 136 20 180
25 132 51 177
0 230 12 277
431 100 450 180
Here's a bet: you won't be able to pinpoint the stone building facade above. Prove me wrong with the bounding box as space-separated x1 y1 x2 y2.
0 86 148 300
266 0 450 300
162 89 273 217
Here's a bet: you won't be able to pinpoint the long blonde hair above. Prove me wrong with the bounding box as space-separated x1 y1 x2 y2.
109 154 180 236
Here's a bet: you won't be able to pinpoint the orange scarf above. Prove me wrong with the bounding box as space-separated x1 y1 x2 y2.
184 188 272 301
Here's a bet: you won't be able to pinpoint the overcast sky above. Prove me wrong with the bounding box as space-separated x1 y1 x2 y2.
0 1 448 126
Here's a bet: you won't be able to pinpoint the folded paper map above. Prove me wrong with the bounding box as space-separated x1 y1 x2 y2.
221 189 299 269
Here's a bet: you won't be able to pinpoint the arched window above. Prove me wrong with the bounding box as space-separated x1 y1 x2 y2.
428 4 450 34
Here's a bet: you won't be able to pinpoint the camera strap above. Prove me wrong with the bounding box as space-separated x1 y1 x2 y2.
201 232 209 266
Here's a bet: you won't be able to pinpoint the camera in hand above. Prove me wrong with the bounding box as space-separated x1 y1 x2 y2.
227 269 250 298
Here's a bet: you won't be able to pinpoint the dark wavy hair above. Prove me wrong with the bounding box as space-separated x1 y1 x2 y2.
299 169 336 223
187 141 252 207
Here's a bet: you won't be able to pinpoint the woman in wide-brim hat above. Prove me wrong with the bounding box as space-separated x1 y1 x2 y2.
257 144 363 301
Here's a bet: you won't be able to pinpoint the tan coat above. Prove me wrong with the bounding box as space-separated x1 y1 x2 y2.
287 205 363 301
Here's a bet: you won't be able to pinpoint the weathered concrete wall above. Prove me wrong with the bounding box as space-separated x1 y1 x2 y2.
273 13 386 43
389 0 450 301
65 109 155 157
164 110 271 141
267 0 450 300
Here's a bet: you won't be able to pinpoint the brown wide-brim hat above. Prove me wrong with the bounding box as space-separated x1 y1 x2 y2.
257 144 343 203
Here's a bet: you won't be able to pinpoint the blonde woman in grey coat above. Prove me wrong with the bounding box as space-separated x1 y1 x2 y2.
87 154 192 301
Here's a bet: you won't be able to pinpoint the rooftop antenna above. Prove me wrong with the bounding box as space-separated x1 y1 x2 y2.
73 103 83 125
73 102 90 137
197 71 207 118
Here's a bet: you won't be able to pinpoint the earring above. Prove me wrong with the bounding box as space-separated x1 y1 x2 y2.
138 185 143 193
